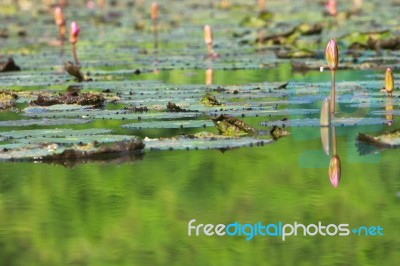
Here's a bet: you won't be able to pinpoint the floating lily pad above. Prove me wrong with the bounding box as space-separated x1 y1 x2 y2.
260 117 390 127
122 120 213 129
0 128 112 139
24 105 96 113
24 109 201 120
209 109 319 117
144 135 271 151
0 118 91 127
0 140 144 161
15 135 135 145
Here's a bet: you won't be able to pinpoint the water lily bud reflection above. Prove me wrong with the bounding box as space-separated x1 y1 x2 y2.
320 127 330 156
329 155 341 188
320 97 331 126
385 68 394 96
206 68 213 85
326 39 338 71
385 98 394 126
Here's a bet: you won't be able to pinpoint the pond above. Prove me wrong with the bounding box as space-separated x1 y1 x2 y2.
1 0 400 265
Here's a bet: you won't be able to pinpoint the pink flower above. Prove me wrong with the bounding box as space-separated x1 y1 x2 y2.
54 6 65 26
326 39 338 70
326 0 337 16
151 2 158 21
329 155 341 188
69 21 80 44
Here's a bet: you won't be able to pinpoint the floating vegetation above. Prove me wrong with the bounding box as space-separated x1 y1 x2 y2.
201 93 222 106
211 114 257 136
270 126 290 140
0 90 18 110
0 57 20 72
31 91 105 107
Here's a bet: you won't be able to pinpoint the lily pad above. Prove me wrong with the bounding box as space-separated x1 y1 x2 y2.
144 135 271 151
0 140 144 161
15 135 135 145
260 118 390 127
0 128 112 139
0 118 91 127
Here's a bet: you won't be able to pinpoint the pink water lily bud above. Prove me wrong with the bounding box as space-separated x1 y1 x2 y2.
54 6 65 26
385 68 394 95
151 2 158 21
204 25 212 45
329 155 341 188
326 39 338 70
69 21 80 44
354 0 362 9
326 0 337 16
258 0 266 11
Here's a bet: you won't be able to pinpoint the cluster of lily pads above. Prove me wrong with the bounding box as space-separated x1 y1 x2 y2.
0 0 398 172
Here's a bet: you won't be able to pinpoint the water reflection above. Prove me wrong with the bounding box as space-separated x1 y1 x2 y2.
205 68 213 85
321 126 341 188
385 97 394 126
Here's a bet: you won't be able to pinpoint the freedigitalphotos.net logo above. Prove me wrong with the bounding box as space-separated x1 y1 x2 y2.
188 219 383 241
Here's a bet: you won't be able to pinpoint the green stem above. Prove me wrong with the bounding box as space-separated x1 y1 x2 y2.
330 70 335 118
72 43 79 66
153 19 158 49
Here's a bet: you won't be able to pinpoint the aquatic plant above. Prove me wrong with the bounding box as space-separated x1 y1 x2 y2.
325 39 338 118
69 21 80 66
385 68 394 97
54 6 66 41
